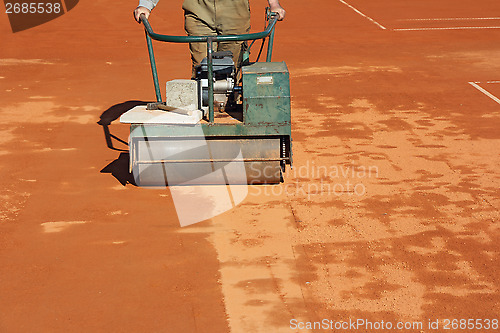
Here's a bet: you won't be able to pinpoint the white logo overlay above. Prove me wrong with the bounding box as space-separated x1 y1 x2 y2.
130 123 248 227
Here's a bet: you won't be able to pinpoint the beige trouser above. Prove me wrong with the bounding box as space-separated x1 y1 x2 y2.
183 0 251 73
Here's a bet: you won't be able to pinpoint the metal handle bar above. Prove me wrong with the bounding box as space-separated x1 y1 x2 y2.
139 13 278 43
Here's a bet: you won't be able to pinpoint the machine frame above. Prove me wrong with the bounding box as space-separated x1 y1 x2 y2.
126 11 292 185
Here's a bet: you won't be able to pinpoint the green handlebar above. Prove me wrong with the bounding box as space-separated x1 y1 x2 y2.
140 13 278 43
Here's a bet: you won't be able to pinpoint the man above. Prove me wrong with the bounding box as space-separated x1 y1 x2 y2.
133 0 285 71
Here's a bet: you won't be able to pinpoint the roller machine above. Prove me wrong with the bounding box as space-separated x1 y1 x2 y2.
120 11 292 186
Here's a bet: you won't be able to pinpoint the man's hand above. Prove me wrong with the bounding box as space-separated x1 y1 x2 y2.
268 0 286 20
134 6 151 23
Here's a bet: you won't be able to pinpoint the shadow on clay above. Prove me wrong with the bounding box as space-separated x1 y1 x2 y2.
98 100 148 186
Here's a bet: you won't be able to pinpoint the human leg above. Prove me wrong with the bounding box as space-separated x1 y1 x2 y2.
216 0 251 67
184 11 217 75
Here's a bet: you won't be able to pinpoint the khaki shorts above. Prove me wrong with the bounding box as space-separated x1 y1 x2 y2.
183 0 251 72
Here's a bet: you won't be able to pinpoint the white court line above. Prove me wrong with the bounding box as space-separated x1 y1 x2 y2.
394 26 500 31
337 2 500 32
469 82 500 105
399 17 500 21
337 0 387 30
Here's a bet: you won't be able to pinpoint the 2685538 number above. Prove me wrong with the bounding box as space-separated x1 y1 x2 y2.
442 319 499 330
5 2 62 14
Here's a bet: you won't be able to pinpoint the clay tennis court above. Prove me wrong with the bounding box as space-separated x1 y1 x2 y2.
1 0 499 332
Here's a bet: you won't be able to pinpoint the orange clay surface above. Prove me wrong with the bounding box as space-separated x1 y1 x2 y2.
1 0 499 332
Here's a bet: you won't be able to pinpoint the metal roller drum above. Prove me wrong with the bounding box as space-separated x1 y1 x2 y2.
132 137 282 186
